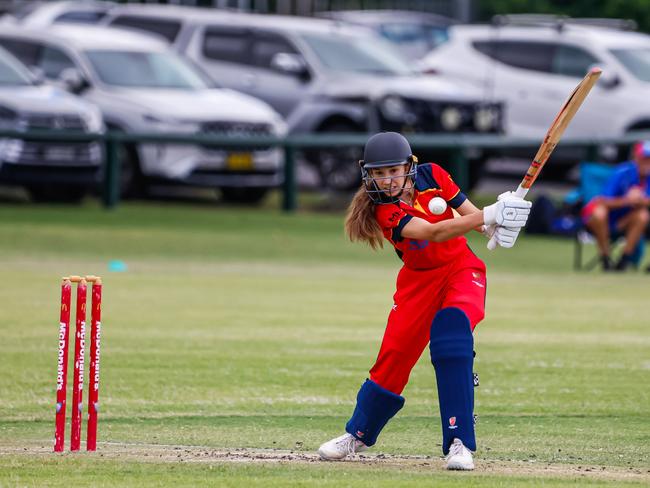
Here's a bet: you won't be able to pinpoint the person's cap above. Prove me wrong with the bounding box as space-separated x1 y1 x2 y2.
633 141 650 159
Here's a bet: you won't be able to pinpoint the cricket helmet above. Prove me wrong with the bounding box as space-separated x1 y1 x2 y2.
359 132 418 204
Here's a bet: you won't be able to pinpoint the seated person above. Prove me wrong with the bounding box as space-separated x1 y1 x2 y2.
581 141 650 271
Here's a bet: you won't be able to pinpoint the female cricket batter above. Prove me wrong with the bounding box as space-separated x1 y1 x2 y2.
317 132 531 470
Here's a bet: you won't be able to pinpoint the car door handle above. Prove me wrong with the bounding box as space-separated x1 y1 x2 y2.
542 90 564 98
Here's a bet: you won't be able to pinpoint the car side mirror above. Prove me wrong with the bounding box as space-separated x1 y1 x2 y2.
29 66 46 85
59 67 89 94
270 52 309 80
590 64 620 89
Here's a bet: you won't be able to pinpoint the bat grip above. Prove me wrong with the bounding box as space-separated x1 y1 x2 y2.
487 232 498 250
514 185 529 199
486 185 530 250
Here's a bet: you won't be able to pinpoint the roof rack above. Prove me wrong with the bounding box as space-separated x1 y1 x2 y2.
491 14 637 32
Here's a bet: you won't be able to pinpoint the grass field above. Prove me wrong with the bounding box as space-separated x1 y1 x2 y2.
0 199 648 486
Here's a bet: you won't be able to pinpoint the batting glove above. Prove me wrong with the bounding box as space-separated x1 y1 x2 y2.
483 191 522 238
493 226 522 248
483 197 531 228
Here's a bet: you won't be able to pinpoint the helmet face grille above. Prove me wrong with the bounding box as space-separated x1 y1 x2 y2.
361 159 417 204
359 132 417 204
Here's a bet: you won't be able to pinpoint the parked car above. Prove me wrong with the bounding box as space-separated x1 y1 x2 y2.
0 0 116 28
0 45 103 202
316 9 455 61
100 5 503 190
419 17 650 176
0 24 287 203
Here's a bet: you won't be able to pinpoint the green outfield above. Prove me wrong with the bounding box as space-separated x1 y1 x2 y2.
0 200 648 487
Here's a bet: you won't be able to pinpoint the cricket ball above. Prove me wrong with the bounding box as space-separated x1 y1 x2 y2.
428 197 448 215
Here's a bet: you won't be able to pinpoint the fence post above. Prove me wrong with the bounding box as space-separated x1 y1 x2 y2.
448 146 468 191
585 143 598 162
282 144 297 212
102 135 120 209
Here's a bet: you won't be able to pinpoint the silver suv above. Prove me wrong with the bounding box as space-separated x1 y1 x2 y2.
420 17 650 174
101 5 503 190
0 24 287 203
0 45 103 202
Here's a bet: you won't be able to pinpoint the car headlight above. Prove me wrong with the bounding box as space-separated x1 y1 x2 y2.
380 95 409 121
271 117 288 137
474 106 500 132
440 106 463 131
83 108 104 133
142 113 199 133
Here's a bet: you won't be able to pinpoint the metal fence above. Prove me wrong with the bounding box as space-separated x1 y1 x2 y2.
2 129 649 211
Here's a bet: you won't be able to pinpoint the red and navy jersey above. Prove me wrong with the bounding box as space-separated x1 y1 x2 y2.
374 163 468 269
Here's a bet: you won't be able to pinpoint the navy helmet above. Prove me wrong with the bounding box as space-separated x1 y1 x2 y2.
359 132 418 204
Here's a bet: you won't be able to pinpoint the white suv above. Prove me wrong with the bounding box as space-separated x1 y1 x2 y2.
420 19 650 167
0 24 287 203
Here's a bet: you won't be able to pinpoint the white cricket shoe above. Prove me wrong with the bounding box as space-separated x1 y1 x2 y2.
445 438 475 470
318 433 368 460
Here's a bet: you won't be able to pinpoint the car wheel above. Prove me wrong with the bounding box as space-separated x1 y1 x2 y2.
315 123 364 191
27 184 86 204
118 143 147 198
220 187 268 205
417 149 487 192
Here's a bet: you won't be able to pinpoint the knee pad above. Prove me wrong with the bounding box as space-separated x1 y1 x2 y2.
429 307 476 454
430 307 474 362
345 379 405 447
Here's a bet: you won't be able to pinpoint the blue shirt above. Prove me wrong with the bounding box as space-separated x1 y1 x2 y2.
604 161 650 221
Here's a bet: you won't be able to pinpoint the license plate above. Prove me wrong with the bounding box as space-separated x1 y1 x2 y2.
226 152 253 170
45 146 76 161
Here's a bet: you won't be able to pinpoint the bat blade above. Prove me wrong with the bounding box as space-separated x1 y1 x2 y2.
518 67 602 193
487 67 601 250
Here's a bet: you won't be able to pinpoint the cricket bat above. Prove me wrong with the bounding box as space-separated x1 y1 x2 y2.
487 67 602 250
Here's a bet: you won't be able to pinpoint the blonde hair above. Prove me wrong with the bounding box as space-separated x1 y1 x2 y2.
344 186 383 250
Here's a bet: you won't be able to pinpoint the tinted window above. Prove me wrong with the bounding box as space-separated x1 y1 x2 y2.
251 32 298 69
300 33 412 75
40 46 76 78
55 11 107 24
553 45 598 77
611 47 650 82
86 50 206 89
202 27 251 64
0 38 42 67
0 49 32 86
110 16 181 43
473 41 553 72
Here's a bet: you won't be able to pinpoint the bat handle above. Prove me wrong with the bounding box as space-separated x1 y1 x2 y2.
514 185 529 199
487 233 498 250
486 185 530 250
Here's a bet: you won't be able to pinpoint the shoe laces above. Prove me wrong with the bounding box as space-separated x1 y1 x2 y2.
447 439 465 458
338 434 362 456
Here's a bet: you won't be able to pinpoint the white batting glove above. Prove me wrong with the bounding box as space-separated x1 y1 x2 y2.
493 226 522 248
483 192 514 239
483 198 531 228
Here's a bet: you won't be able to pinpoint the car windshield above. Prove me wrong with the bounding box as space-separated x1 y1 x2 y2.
0 49 32 86
300 33 413 75
85 49 208 89
610 47 650 82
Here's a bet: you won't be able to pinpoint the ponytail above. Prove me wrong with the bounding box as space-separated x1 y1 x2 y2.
344 186 383 250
